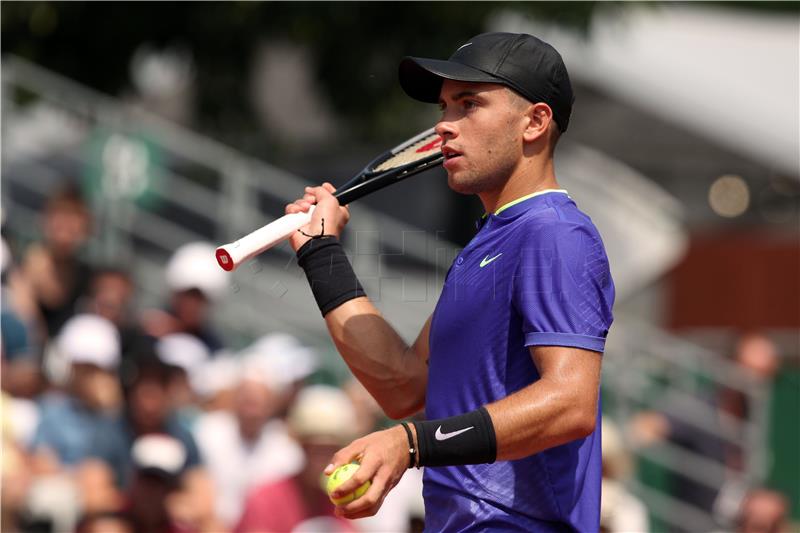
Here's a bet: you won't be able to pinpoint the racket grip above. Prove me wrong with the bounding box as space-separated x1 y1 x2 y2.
215 206 315 271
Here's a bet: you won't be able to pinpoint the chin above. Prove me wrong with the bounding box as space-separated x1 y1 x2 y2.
447 173 483 195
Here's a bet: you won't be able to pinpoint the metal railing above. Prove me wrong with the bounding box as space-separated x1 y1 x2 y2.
604 317 771 531
2 55 449 343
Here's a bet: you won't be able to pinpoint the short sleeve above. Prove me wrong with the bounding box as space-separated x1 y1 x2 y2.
512 222 614 353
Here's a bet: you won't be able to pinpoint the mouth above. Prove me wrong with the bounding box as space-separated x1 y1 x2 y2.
441 146 463 168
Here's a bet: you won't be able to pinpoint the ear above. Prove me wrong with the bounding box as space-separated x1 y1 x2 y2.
522 103 554 144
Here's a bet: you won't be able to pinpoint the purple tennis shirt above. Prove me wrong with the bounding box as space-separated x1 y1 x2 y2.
424 190 615 532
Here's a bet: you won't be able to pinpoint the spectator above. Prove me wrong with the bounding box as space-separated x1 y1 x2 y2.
165 468 227 533
94 352 202 488
736 488 791 533
1 309 42 398
142 242 228 352
241 333 318 419
189 353 240 413
155 333 211 429
82 267 143 361
2 236 45 398
75 459 125 517
235 385 359 533
194 348 303 527
21 185 93 338
125 434 194 533
30 314 122 467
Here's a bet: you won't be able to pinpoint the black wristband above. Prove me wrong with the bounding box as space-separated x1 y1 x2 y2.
296 236 367 316
413 406 497 467
399 422 418 469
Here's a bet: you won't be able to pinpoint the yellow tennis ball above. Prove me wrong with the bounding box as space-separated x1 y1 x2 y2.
325 462 371 506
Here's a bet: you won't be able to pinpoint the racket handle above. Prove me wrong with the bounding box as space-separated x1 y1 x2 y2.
215 206 315 271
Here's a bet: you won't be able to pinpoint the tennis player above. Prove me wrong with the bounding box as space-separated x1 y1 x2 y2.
286 32 615 531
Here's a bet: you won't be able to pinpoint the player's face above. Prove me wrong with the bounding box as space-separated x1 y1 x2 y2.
436 80 528 195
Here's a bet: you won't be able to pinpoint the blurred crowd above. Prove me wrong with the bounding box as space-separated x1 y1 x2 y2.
1 185 424 533
1 185 794 533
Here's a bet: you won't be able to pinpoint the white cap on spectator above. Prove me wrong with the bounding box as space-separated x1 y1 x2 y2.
131 434 187 475
155 333 210 374
241 333 318 389
287 385 357 444
165 242 228 301
57 314 120 370
189 351 240 398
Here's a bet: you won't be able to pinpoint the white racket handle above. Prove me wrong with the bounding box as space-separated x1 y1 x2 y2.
215 206 315 271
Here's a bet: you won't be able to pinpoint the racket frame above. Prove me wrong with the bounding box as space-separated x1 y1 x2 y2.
216 128 443 271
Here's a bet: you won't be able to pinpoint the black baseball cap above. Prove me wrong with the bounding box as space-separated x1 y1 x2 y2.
399 32 574 132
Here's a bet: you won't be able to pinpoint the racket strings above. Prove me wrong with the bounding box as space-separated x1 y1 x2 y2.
372 134 443 172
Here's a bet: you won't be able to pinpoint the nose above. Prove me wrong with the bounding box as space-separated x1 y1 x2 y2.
435 118 458 141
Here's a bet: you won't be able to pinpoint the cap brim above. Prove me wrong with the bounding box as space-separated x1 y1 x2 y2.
399 57 501 103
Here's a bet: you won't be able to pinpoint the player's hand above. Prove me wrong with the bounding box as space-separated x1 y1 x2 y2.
324 425 410 519
286 182 350 252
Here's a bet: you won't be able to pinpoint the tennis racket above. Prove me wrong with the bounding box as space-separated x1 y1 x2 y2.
216 128 443 271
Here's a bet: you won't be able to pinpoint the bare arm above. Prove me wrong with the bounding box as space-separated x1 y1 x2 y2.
487 345 602 461
286 184 429 419
325 303 430 419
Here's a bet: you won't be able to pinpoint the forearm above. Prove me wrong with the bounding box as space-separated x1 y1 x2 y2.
286 186 428 418
486 377 597 461
324 298 428 419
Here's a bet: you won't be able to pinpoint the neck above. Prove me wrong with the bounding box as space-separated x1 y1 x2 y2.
478 154 559 215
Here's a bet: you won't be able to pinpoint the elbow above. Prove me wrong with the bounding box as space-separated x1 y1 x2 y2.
384 402 423 421
575 412 597 439
566 404 597 441
382 393 425 420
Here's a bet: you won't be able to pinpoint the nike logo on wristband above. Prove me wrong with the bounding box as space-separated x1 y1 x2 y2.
435 425 474 441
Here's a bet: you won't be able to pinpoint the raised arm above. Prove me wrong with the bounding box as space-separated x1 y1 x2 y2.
286 183 429 419
325 303 430 419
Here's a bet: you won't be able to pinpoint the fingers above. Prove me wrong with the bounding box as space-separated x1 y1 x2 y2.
327 441 364 474
285 183 340 215
285 197 313 214
329 454 378 500
335 464 395 519
324 427 409 520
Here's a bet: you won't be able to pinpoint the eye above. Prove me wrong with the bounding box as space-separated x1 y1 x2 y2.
463 100 478 110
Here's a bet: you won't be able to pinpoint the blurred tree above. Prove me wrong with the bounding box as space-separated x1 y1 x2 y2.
1 2 602 144
2 1 796 146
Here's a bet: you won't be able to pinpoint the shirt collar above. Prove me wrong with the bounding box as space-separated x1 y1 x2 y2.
475 189 569 230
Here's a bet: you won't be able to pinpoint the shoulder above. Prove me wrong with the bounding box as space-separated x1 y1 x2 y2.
36 393 74 417
515 213 607 266
166 416 200 449
517 196 602 241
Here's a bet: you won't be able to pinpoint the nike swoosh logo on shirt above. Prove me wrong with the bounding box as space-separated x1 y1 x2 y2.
479 253 503 268
456 42 473 52
435 425 474 441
